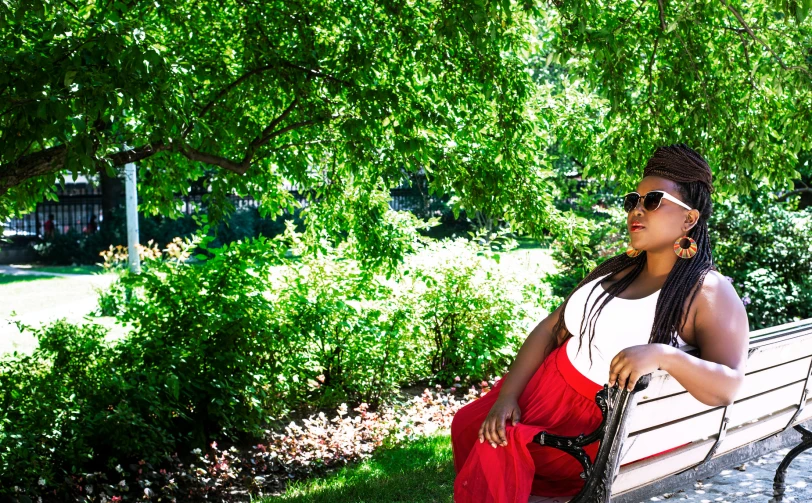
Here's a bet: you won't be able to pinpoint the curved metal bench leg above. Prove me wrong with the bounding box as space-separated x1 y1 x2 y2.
772 425 812 502
532 375 652 503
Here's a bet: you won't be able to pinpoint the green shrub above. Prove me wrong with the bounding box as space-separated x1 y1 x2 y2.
0 320 171 493
710 196 812 330
31 228 113 265
402 235 540 384
272 250 425 408
0 225 550 495
542 190 626 309
113 234 292 442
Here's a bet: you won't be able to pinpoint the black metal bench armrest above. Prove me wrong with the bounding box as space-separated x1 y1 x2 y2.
532 374 652 503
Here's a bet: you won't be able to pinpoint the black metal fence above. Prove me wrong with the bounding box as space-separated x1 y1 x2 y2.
3 176 443 238
5 195 104 237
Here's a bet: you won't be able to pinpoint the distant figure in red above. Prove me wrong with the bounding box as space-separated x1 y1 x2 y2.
451 144 750 502
43 213 56 240
85 215 98 234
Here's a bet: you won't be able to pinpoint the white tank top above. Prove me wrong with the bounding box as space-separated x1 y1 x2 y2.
563 273 688 385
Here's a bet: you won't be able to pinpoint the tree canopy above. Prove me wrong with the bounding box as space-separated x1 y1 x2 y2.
1 0 810 260
542 0 812 193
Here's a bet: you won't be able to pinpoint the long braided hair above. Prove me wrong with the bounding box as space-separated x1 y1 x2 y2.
550 144 717 359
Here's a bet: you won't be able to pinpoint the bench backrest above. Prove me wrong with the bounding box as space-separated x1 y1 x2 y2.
610 318 812 498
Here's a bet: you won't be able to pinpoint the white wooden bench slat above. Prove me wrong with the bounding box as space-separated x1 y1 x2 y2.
727 381 806 430
626 356 811 433
621 364 808 463
636 329 812 405
717 406 798 457
795 395 812 424
748 318 812 341
612 435 715 494
620 408 724 463
612 398 812 495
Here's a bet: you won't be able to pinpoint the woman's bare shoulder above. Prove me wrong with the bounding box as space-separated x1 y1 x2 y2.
691 270 748 334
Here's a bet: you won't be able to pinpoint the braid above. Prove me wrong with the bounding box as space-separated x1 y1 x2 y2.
550 144 717 355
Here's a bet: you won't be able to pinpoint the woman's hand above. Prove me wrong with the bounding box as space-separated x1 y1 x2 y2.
608 344 671 391
478 397 522 448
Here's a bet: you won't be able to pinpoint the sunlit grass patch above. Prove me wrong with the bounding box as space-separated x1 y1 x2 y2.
272 433 454 503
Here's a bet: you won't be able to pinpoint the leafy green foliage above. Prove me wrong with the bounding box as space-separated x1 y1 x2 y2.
542 1 812 196
541 180 627 306
272 251 424 408
1 0 557 268
0 320 172 495
711 195 812 329
405 236 535 383
0 228 546 494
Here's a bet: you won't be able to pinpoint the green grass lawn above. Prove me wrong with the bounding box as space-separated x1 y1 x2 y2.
268 434 455 503
0 271 121 356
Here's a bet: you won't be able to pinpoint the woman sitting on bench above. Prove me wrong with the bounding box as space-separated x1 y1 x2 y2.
451 144 750 502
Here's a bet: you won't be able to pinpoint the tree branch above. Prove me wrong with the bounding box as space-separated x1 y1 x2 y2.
612 0 647 34
197 62 349 120
647 34 660 117
0 142 168 196
734 31 757 90
279 60 352 86
776 187 812 202
0 104 340 193
107 142 170 165
657 0 667 30
249 98 299 150
270 139 337 152
719 0 812 80
196 63 275 121
185 61 351 138
0 146 68 195
668 15 714 121
178 145 249 174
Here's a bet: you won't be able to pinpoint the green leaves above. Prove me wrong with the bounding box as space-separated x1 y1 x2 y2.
1 0 558 255
772 0 812 23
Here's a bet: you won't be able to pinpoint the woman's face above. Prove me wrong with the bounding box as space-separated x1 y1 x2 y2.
627 176 698 252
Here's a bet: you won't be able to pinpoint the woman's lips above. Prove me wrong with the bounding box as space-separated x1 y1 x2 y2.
630 225 645 232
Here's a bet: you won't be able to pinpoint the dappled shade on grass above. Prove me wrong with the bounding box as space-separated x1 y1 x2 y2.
275 434 454 503
0 274 58 285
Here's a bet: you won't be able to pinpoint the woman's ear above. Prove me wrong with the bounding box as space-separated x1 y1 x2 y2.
684 209 700 232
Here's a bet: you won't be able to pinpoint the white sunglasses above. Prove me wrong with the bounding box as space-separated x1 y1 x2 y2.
622 190 693 213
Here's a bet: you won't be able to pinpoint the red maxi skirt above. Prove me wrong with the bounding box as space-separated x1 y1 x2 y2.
451 338 603 502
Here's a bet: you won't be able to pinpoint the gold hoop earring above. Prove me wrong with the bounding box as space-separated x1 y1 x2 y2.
626 245 642 258
674 235 698 259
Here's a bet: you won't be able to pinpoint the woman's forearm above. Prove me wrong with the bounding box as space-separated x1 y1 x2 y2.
496 322 558 402
659 346 745 406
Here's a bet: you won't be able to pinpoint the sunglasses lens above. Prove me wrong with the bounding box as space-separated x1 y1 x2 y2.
623 193 639 213
644 191 664 211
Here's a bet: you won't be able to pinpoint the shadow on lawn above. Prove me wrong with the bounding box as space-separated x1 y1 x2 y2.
0 274 58 285
275 434 455 503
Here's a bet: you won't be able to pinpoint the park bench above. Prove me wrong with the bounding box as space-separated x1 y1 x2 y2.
528 317 812 503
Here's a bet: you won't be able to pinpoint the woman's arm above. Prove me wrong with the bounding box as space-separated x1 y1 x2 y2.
479 302 564 447
609 273 750 406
